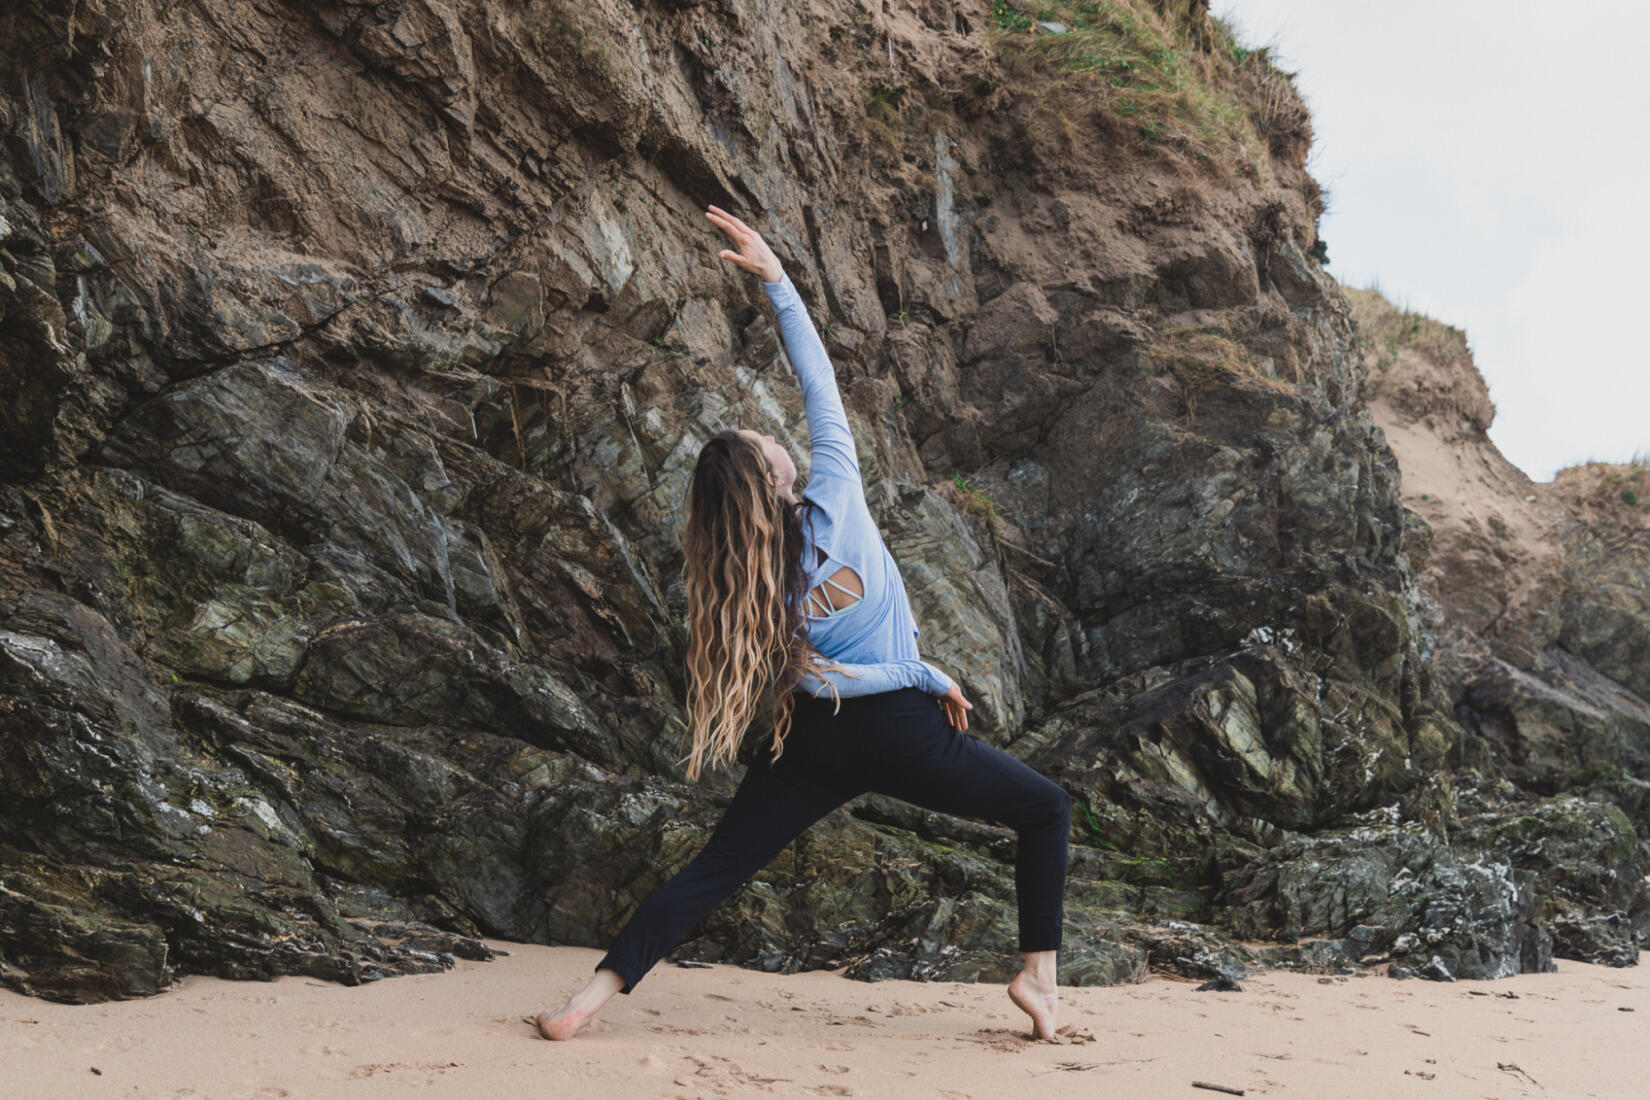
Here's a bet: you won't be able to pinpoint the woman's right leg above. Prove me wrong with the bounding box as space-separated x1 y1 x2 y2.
538 739 856 1039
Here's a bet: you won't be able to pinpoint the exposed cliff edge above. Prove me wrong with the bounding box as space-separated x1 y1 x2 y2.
1 0 1644 1002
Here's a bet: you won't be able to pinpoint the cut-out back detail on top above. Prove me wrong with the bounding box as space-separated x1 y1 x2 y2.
764 271 952 700
806 572 863 618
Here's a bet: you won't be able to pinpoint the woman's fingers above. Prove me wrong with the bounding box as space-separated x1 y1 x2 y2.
707 204 755 238
706 207 782 282
706 210 761 269
705 207 752 246
706 206 770 257
719 250 762 275
704 209 739 242
705 210 743 245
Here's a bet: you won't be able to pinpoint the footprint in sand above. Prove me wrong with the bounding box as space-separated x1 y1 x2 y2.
821 1040 856 1052
818 1064 850 1074
970 1028 1032 1052
683 1052 793 1090
355 1061 459 1082
968 1024 1096 1051
348 1064 401 1080
887 1001 935 1016
703 993 736 1002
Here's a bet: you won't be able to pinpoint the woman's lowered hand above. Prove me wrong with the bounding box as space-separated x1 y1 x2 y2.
705 205 783 284
939 682 973 732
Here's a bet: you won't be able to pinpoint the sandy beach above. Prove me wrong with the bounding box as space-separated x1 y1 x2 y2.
3 943 1645 1099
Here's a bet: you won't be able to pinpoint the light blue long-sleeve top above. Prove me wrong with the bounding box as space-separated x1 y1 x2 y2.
759 271 956 702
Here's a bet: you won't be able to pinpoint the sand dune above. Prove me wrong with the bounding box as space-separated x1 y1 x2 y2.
3 943 1645 1098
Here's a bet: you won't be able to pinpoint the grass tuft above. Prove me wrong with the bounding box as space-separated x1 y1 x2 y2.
1149 323 1295 424
982 2 1310 176
1344 285 1472 373
948 473 1005 537
858 79 905 150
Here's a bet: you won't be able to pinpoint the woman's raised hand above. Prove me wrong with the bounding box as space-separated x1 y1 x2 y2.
939 682 974 732
705 205 784 284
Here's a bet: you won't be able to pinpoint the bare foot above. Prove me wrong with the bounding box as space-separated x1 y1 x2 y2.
536 998 595 1041
1007 968 1059 1040
537 968 625 1040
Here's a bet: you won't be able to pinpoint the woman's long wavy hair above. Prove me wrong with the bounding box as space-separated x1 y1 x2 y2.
680 429 850 780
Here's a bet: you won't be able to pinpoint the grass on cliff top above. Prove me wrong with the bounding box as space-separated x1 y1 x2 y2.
985 1 1311 178
1344 284 1471 372
1553 452 1650 517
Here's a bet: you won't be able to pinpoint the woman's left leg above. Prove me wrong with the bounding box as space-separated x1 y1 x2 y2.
852 689 1071 1038
861 695 1071 954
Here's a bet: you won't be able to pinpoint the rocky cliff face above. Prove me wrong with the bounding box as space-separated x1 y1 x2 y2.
1356 290 1650 883
2 0 1644 1002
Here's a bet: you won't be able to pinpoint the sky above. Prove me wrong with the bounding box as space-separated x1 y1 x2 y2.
1212 0 1650 482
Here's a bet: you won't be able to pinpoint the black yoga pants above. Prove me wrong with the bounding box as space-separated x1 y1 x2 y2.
595 686 1071 994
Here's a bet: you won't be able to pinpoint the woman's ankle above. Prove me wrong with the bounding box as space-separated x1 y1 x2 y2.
582 968 626 1003
1020 950 1058 985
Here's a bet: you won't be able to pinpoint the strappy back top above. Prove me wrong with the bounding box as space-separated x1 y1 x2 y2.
762 272 952 700
804 572 864 619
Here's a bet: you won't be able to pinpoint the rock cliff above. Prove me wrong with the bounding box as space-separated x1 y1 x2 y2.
1356 289 1650 888
2 0 1644 1002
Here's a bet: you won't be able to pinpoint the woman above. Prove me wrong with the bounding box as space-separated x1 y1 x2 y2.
537 205 1071 1041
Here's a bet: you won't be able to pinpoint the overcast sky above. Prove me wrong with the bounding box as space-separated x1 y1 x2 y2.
1213 1 1649 483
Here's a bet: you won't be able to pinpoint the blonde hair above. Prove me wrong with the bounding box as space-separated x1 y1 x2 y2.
679 430 851 780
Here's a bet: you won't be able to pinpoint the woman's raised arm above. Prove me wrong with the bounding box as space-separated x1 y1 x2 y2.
760 271 860 483
705 205 860 484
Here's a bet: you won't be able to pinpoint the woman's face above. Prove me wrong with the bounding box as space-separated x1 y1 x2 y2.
736 428 797 500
